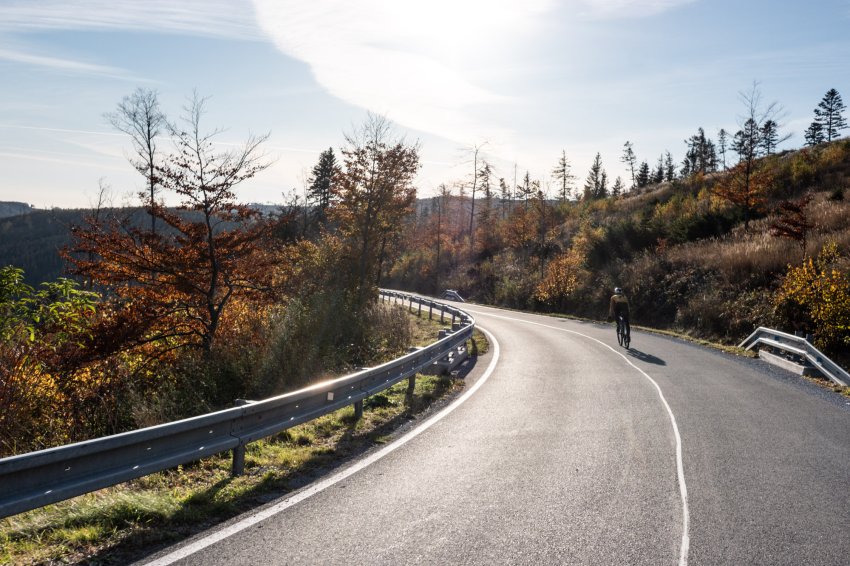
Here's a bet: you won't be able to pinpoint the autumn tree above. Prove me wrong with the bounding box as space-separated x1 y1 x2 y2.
534 220 604 309
770 193 813 258
776 242 850 354
552 150 577 202
105 88 168 234
429 183 461 290
530 189 556 278
69 93 277 355
331 114 419 301
813 88 848 142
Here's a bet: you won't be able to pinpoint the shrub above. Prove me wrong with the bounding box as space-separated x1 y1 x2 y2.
775 241 850 356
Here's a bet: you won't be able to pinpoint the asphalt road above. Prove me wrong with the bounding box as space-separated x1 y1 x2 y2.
141 303 850 566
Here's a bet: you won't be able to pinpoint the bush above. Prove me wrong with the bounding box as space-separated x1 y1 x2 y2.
775 242 850 357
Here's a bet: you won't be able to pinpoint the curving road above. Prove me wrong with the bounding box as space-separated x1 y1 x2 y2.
141 303 850 566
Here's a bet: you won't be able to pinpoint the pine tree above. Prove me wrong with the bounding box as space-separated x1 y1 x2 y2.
653 155 665 184
636 161 650 188
498 177 510 218
732 118 761 163
611 176 624 198
478 161 493 203
717 128 729 170
664 151 676 182
551 150 577 202
814 88 848 142
621 141 637 189
682 127 717 176
307 147 337 225
519 171 533 208
583 153 603 200
804 121 825 146
760 120 779 155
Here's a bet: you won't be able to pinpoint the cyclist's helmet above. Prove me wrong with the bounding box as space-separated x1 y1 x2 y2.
614 287 623 294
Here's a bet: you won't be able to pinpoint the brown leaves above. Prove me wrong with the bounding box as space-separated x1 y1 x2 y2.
770 193 813 257
66 97 281 357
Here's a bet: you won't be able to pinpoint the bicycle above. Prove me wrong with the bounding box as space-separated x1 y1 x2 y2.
616 314 631 349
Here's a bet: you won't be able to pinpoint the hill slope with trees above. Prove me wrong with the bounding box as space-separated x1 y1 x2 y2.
385 134 850 365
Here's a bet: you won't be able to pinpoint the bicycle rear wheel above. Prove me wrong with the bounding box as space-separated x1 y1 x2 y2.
616 323 624 346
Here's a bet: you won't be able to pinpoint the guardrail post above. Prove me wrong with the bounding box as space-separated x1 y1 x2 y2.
451 311 456 327
231 398 251 477
406 374 416 403
440 306 445 323
417 299 422 317
354 399 363 420
429 302 433 320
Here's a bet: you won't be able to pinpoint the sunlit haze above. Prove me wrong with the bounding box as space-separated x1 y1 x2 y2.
1 0 848 207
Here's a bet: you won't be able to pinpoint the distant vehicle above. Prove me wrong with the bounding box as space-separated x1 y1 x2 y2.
441 289 465 302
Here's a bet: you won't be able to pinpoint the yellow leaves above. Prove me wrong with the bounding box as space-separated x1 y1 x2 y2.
534 221 601 304
534 251 584 302
776 241 850 350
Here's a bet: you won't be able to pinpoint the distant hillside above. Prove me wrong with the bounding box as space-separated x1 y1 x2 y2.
0 208 91 284
0 204 289 285
0 201 35 219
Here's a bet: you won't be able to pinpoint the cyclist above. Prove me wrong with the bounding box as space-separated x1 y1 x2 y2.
608 287 631 345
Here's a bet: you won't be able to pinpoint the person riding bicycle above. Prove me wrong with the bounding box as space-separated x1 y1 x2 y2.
608 287 630 341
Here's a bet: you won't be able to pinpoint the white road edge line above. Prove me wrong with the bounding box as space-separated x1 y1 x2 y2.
142 327 501 566
464 307 690 566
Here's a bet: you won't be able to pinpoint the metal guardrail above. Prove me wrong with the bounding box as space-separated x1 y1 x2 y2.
0 290 474 520
739 327 850 387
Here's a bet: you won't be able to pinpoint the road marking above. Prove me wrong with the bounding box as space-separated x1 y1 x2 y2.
463 306 690 566
142 328 501 566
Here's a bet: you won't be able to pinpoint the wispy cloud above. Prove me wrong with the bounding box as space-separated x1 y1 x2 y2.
0 48 143 80
0 0 259 39
252 0 555 145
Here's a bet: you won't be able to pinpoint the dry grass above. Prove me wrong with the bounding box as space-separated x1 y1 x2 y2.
666 190 850 283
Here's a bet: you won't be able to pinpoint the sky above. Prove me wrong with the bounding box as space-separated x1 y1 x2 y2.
1 0 849 208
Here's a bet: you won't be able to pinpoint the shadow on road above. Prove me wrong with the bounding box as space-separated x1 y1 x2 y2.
626 348 666 366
